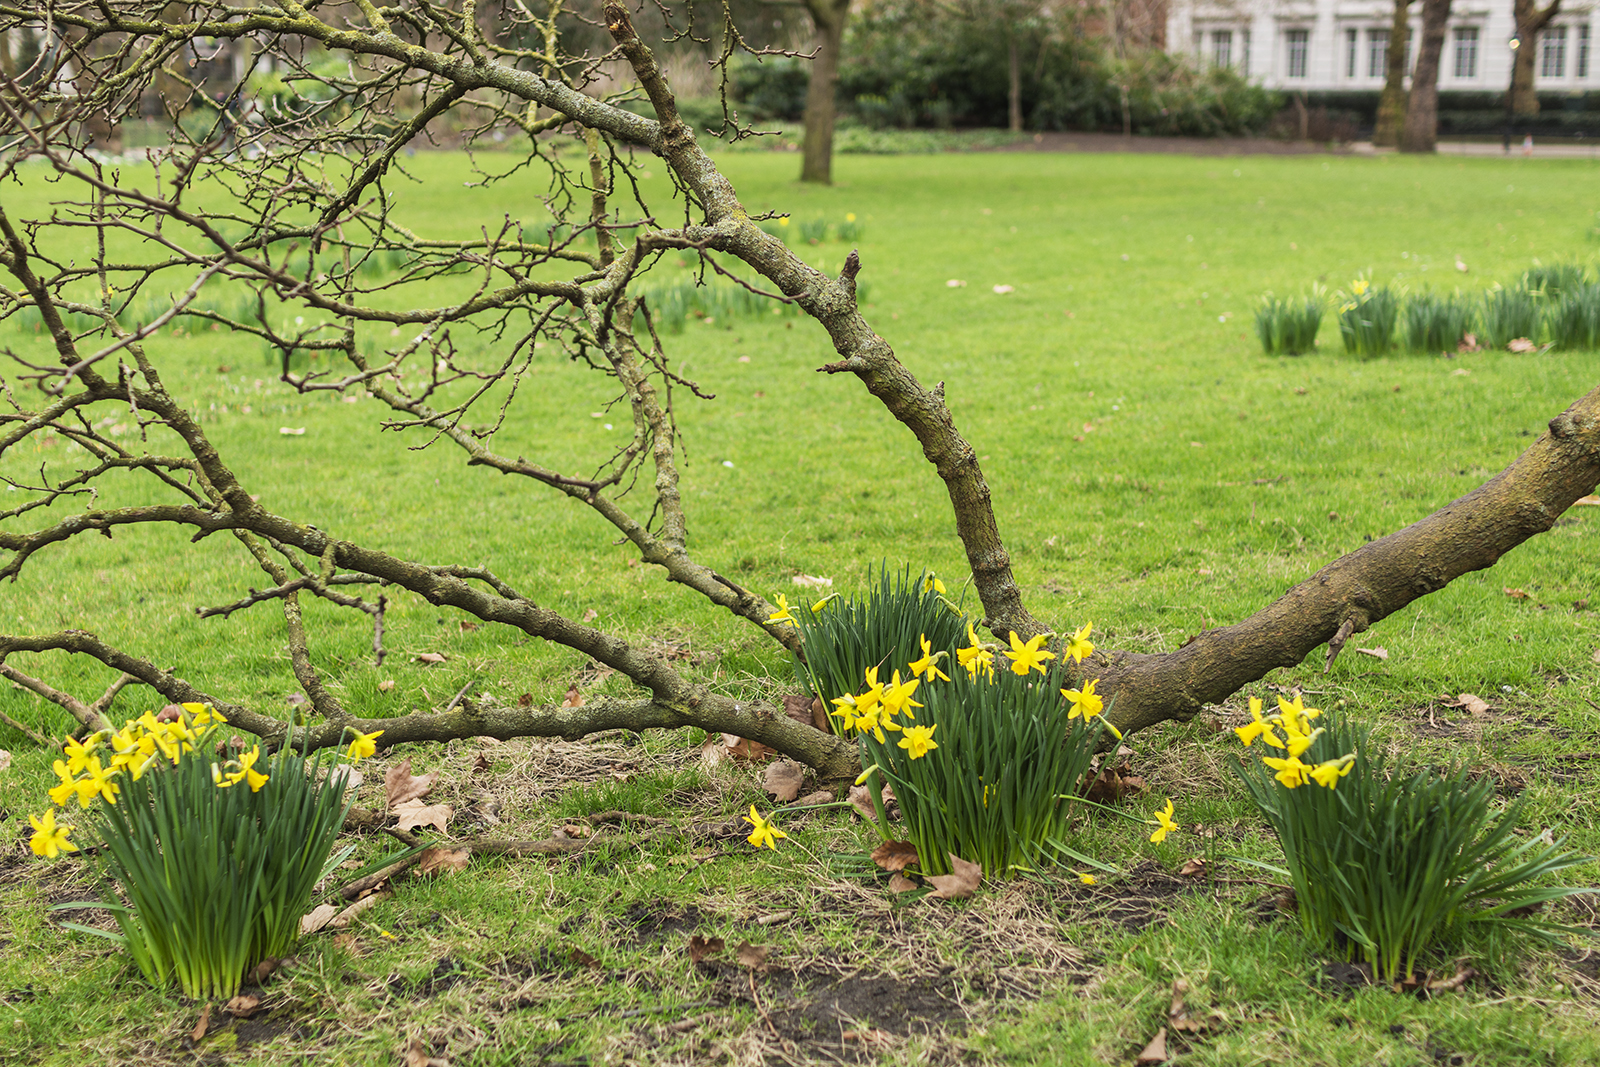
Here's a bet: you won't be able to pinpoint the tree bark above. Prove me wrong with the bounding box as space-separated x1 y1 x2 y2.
1512 0 1562 115
801 0 851 184
1398 0 1450 152
1007 32 1023 132
1372 0 1413 147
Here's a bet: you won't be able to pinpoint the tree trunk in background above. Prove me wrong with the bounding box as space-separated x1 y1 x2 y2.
801 0 851 184
1512 0 1562 115
1372 0 1413 146
1399 0 1450 152
1007 33 1023 131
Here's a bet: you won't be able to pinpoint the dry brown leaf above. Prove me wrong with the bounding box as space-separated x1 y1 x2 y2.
517 692 533 707
688 935 725 963
793 790 833 807
470 753 491 774
1135 1026 1168 1063
0 749 10 773
734 942 770 970
847 784 877 821
250 957 285 985
190 1004 211 1043
781 694 814 726
300 903 340 935
376 679 396 692
562 685 584 707
754 910 796 925
1456 693 1491 716
1179 857 1208 878
720 734 777 762
330 890 389 927
417 847 471 876
1083 758 1147 804
1504 587 1530 599
763 759 806 803
925 853 982 900
1355 647 1388 661
811 696 829 731
403 1036 452 1067
871 839 921 873
393 799 453 834
581 608 599 623
792 574 833 590
414 652 448 663
559 823 592 838
1576 495 1600 506
224 993 262 1019
841 1028 894 1046
888 872 919 894
458 620 478 632
384 759 439 810
1507 337 1537 353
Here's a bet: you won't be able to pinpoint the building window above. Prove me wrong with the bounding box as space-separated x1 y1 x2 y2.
1213 30 1233 70
1287 29 1310 78
1542 26 1568 78
1242 29 1252 76
1453 27 1479 78
1368 29 1389 79
1346 28 1359 78
1578 24 1590 78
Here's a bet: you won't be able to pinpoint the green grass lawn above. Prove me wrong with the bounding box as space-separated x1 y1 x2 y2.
3 145 1600 1065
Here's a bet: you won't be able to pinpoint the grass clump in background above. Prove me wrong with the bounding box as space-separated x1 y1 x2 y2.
1255 293 1323 355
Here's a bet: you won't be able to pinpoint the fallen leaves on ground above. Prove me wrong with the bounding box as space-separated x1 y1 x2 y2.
792 573 832 590
189 1004 211 1042
377 679 396 692
1507 338 1537 353
1576 495 1600 506
1355 646 1388 660
688 935 725 963
1166 978 1224 1034
700 733 777 766
1083 758 1147 804
1427 962 1478 993
925 854 981 900
300 903 340 935
734 942 770 970
417 847 470 876
385 759 439 810
414 652 448 664
792 789 833 807
1135 1027 1167 1063
224 993 264 1019
562 685 584 707
871 840 921 873
888 873 919 894
780 694 813 727
0 750 10 773
1442 693 1491 716
403 1036 452 1067
393 799 453 834
763 759 806 802
1179 857 1208 878
1504 587 1530 599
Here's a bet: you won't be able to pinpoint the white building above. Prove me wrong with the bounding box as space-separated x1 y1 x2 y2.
1168 1 1595 93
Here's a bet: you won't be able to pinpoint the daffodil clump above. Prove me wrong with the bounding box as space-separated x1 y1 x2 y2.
775 564 966 740
1336 274 1400 357
839 622 1120 879
30 705 376 999
1233 696 1590 984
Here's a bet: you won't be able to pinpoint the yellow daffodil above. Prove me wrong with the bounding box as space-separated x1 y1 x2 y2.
227 747 270 792
62 735 97 776
879 671 922 720
778 216 789 228
1003 632 1055 676
743 805 787 850
1149 798 1179 844
908 635 951 683
78 757 119 807
1262 754 1313 788
1062 678 1104 721
28 810 77 859
923 574 947 596
810 593 838 613
1350 278 1369 296
1234 697 1280 748
957 623 995 678
1063 621 1094 664
846 212 857 222
47 760 79 808
897 723 938 759
346 728 385 761
1077 872 1097 885
1309 754 1356 789
765 594 797 625
854 764 880 786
